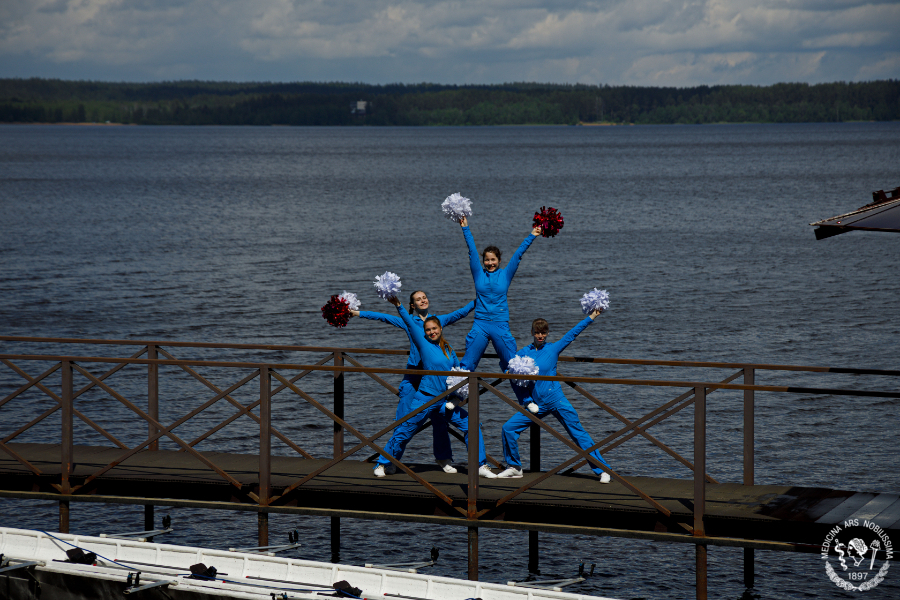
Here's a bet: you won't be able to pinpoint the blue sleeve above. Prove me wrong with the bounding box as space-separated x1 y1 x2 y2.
396 305 426 345
462 226 481 279
358 310 405 329
438 301 475 327
503 233 536 284
553 317 594 356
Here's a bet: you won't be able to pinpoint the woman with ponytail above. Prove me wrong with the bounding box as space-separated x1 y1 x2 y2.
349 290 473 472
372 294 496 479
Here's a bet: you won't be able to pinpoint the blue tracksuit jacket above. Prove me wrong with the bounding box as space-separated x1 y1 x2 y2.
358 301 474 372
395 305 462 396
502 316 610 473
462 226 536 322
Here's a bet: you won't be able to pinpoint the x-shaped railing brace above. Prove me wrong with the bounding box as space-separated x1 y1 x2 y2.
268 371 470 516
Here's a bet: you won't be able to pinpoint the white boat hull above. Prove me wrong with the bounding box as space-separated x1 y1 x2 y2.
0 527 617 600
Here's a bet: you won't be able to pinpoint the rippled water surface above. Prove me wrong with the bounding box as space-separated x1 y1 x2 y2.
1 123 899 599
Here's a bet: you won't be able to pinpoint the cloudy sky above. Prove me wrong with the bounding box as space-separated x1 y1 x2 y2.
1 0 898 86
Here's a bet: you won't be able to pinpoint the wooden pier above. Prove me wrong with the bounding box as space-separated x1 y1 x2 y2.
2 442 898 550
2 336 899 599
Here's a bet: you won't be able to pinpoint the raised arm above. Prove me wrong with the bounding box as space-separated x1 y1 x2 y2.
553 310 602 355
389 296 427 346
438 300 475 327
503 228 540 282
460 220 482 278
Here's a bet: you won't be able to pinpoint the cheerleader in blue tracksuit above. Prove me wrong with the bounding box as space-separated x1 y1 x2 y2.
373 295 496 479
497 309 613 483
457 216 541 372
350 291 473 473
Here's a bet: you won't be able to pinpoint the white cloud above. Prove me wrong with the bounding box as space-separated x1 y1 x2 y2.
855 53 900 81
0 0 897 84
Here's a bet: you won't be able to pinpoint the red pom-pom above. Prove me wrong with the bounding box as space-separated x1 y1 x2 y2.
533 206 564 238
322 295 352 328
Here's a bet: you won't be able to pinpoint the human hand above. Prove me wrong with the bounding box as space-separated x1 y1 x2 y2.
387 296 401 307
588 308 604 319
532 226 541 236
460 216 468 227
350 310 359 317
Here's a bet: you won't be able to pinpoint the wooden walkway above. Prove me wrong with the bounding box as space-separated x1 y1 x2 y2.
3 442 898 551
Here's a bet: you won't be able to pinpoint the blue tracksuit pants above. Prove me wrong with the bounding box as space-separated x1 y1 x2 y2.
461 319 518 372
397 376 453 460
501 393 610 474
377 390 488 467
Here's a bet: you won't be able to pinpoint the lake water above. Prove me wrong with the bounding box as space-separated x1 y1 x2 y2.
1 122 899 599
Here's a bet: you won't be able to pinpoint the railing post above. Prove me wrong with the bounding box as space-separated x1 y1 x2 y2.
694 385 707 600
60 360 73 533
148 344 159 450
146 344 159 539
743 367 755 588
258 366 271 547
332 351 344 563
467 374 480 581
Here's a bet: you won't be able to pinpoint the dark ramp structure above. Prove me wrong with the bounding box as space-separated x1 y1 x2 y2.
811 186 900 239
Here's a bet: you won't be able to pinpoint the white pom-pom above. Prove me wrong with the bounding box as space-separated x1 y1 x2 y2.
507 355 539 387
527 402 539 413
338 291 360 311
373 271 402 300
441 193 473 223
446 366 469 400
580 288 610 314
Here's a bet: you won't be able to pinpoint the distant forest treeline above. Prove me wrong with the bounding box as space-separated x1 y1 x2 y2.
1 78 898 126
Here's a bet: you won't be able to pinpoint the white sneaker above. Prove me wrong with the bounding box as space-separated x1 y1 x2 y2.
497 467 523 478
478 465 498 479
436 459 457 474
598 472 611 484
374 464 397 478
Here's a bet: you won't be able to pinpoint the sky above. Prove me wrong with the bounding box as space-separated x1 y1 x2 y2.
1 0 898 87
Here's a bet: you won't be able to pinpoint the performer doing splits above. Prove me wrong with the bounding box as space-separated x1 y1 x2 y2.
350 291 473 473
457 215 541 372
373 294 497 479
497 309 613 483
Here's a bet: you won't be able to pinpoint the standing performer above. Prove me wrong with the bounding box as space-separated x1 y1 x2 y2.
350 291 473 473
457 215 541 372
497 309 613 483
373 295 497 479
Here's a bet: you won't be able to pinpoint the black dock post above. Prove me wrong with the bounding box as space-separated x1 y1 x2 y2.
694 385 708 600
468 526 479 581
147 344 158 542
696 544 708 600
60 360 73 534
258 366 271 548
528 530 539 573
529 423 540 573
467 375 480 581
743 367 755 589
144 505 154 542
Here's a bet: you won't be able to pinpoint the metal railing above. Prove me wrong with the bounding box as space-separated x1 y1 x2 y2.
2 335 899 544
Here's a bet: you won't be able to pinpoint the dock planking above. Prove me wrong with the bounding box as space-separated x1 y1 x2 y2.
1 442 897 550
